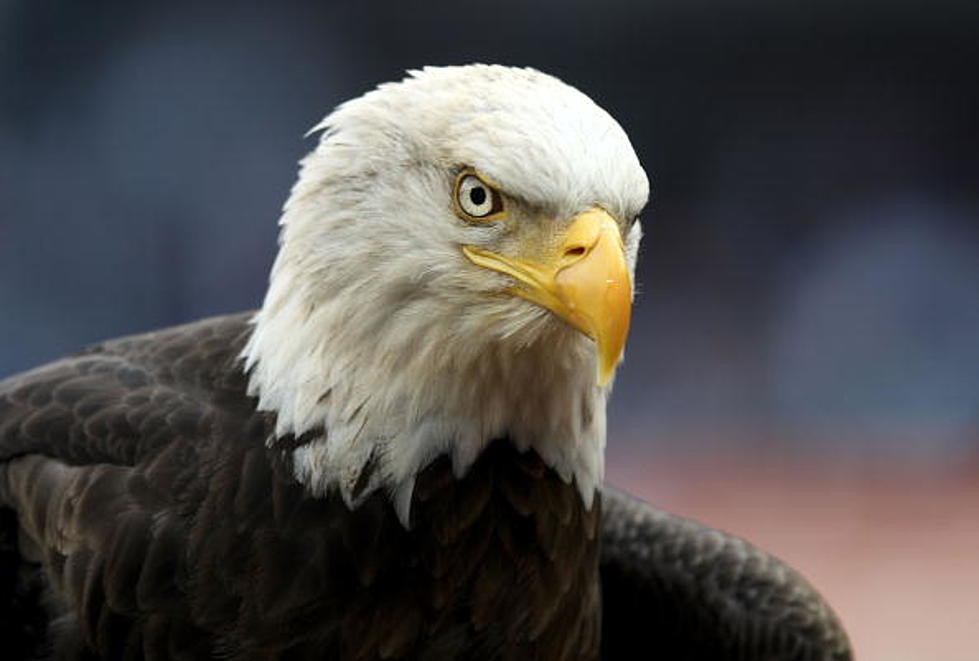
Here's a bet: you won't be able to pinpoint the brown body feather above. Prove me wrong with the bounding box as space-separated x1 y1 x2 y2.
0 313 850 660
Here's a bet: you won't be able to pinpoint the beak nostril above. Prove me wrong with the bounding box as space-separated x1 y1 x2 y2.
565 246 586 258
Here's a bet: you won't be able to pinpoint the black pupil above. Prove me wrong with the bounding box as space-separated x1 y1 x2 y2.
469 186 487 207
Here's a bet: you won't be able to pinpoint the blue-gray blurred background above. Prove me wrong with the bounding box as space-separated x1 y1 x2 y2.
2 2 978 657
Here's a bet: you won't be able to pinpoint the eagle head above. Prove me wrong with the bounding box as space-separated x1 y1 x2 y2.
242 65 649 524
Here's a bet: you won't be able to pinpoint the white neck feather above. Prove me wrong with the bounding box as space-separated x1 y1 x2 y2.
243 262 606 524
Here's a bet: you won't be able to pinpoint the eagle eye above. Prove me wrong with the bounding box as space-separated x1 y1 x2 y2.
454 171 504 221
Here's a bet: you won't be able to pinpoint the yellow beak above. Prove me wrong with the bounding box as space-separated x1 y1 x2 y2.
463 208 632 386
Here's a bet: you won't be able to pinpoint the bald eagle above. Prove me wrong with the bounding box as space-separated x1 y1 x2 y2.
0 65 850 661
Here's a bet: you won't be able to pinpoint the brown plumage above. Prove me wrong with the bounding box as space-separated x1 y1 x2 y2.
0 314 600 660
0 313 851 660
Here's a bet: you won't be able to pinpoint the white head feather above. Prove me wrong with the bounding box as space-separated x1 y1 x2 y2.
242 65 648 525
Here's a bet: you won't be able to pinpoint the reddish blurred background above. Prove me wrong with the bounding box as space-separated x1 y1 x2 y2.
609 447 979 660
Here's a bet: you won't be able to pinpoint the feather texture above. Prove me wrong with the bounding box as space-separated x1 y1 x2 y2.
242 65 647 515
0 314 602 660
0 64 852 661
0 314 851 660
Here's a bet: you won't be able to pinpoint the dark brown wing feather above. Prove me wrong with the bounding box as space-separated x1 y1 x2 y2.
0 311 851 660
0 313 600 661
0 312 253 467
599 486 853 661
0 313 256 660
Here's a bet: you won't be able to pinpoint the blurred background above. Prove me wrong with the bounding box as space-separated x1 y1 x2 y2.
2 1 977 658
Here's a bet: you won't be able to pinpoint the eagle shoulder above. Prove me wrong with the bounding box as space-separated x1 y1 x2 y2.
0 312 257 467
599 486 852 661
0 312 264 659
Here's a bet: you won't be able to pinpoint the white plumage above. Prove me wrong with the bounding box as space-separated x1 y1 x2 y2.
242 65 648 523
